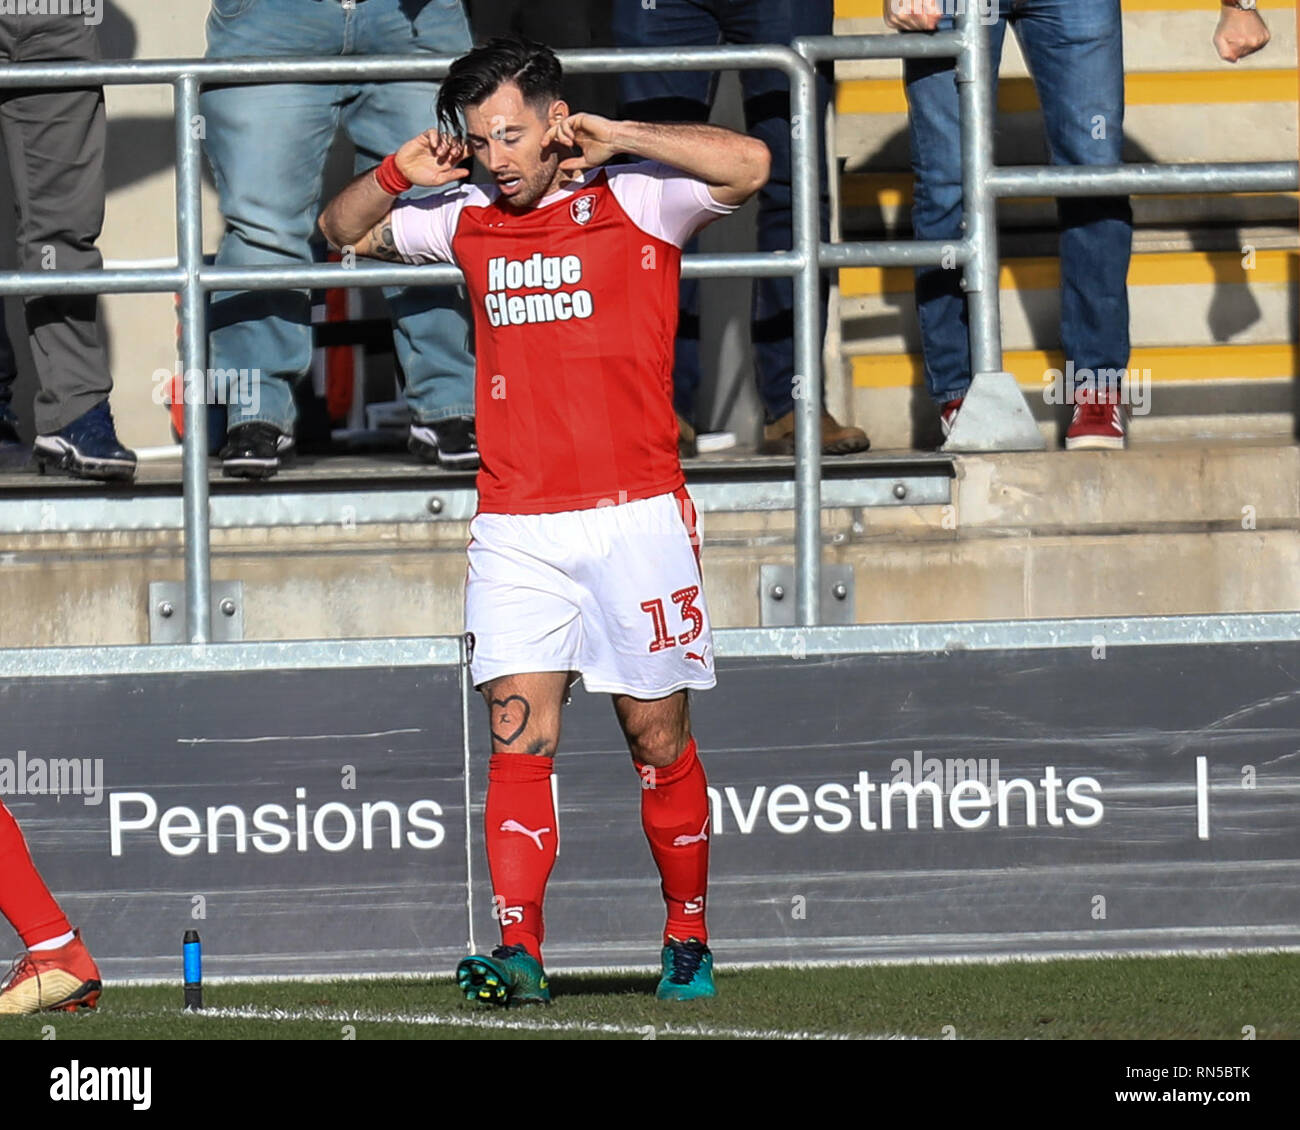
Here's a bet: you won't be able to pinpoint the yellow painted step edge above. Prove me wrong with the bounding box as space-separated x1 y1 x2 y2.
837 0 1281 20
851 344 1299 388
841 249 1298 297
838 70 1298 115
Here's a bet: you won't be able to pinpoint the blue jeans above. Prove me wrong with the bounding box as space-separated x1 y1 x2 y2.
904 0 1132 405
612 0 833 425
202 0 474 432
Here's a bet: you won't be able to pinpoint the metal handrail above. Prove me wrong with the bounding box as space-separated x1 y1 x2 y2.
0 19 1296 642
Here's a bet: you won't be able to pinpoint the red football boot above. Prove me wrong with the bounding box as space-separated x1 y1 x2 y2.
0 930 102 1015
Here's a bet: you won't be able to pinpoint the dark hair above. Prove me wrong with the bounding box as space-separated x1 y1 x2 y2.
436 37 563 135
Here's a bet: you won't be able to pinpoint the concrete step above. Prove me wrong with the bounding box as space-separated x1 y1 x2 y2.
834 238 1299 450
840 248 1299 356
839 172 1299 236
840 524 1300 623
846 355 1300 451
835 440 1300 623
3 441 1299 643
837 101 1296 172
835 78 1297 169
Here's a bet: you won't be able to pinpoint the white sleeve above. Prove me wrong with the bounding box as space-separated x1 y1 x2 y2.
388 187 469 264
608 161 739 249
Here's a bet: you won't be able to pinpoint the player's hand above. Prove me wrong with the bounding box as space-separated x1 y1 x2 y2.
393 130 471 187
884 0 943 31
544 112 621 175
1214 6 1270 62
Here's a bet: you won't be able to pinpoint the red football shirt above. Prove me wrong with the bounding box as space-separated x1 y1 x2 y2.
390 162 736 514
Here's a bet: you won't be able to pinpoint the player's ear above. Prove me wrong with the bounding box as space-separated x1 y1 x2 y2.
548 99 569 124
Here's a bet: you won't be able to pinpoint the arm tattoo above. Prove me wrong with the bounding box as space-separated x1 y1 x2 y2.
366 220 404 262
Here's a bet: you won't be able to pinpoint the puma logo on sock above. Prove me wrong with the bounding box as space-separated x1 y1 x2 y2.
499 818 551 851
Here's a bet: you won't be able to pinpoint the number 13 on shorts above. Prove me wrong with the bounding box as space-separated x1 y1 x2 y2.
640 586 704 653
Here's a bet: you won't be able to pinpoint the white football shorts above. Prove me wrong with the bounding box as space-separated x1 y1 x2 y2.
465 489 717 697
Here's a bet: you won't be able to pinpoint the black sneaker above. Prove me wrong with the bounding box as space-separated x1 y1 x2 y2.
33 400 136 482
409 416 479 470
220 421 295 480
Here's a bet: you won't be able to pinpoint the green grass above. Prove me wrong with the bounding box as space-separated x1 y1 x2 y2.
1 953 1295 1040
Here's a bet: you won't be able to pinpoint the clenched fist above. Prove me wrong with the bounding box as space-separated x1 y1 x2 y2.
1213 5 1270 63
884 0 944 32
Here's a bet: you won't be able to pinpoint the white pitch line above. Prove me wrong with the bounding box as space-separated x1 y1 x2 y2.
104 939 1300 990
192 1005 910 1041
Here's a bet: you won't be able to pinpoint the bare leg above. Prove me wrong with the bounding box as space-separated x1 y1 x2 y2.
612 688 692 770
482 671 571 757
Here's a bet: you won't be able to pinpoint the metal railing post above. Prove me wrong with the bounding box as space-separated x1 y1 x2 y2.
175 74 211 644
956 4 1000 376
943 6 1046 451
791 49 823 628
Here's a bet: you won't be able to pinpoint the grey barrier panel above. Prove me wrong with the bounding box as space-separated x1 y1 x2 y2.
469 644 1300 970
3 636 1296 984
0 665 468 981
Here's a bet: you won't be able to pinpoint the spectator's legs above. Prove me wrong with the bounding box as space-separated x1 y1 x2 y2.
903 9 1010 407
1014 0 1131 399
0 16 111 435
345 0 475 425
723 0 834 424
202 0 346 434
611 0 718 426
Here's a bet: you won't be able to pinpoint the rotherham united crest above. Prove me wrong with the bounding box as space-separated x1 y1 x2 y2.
570 193 596 226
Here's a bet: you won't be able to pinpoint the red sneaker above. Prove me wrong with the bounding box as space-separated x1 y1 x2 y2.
939 397 964 440
1065 392 1127 450
0 930 102 1014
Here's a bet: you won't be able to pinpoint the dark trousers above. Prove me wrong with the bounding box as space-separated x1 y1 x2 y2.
0 314 13 409
0 14 111 433
612 0 833 426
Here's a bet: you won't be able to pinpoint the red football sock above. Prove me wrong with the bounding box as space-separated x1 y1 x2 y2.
0 800 72 948
484 753 557 963
640 737 710 945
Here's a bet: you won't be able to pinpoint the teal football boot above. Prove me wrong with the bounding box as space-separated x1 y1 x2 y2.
456 943 551 1007
655 937 716 1001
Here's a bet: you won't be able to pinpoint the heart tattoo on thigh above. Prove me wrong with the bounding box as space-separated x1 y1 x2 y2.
491 695 531 746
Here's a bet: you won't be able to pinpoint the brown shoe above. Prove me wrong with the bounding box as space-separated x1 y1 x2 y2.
676 413 698 459
759 409 871 456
